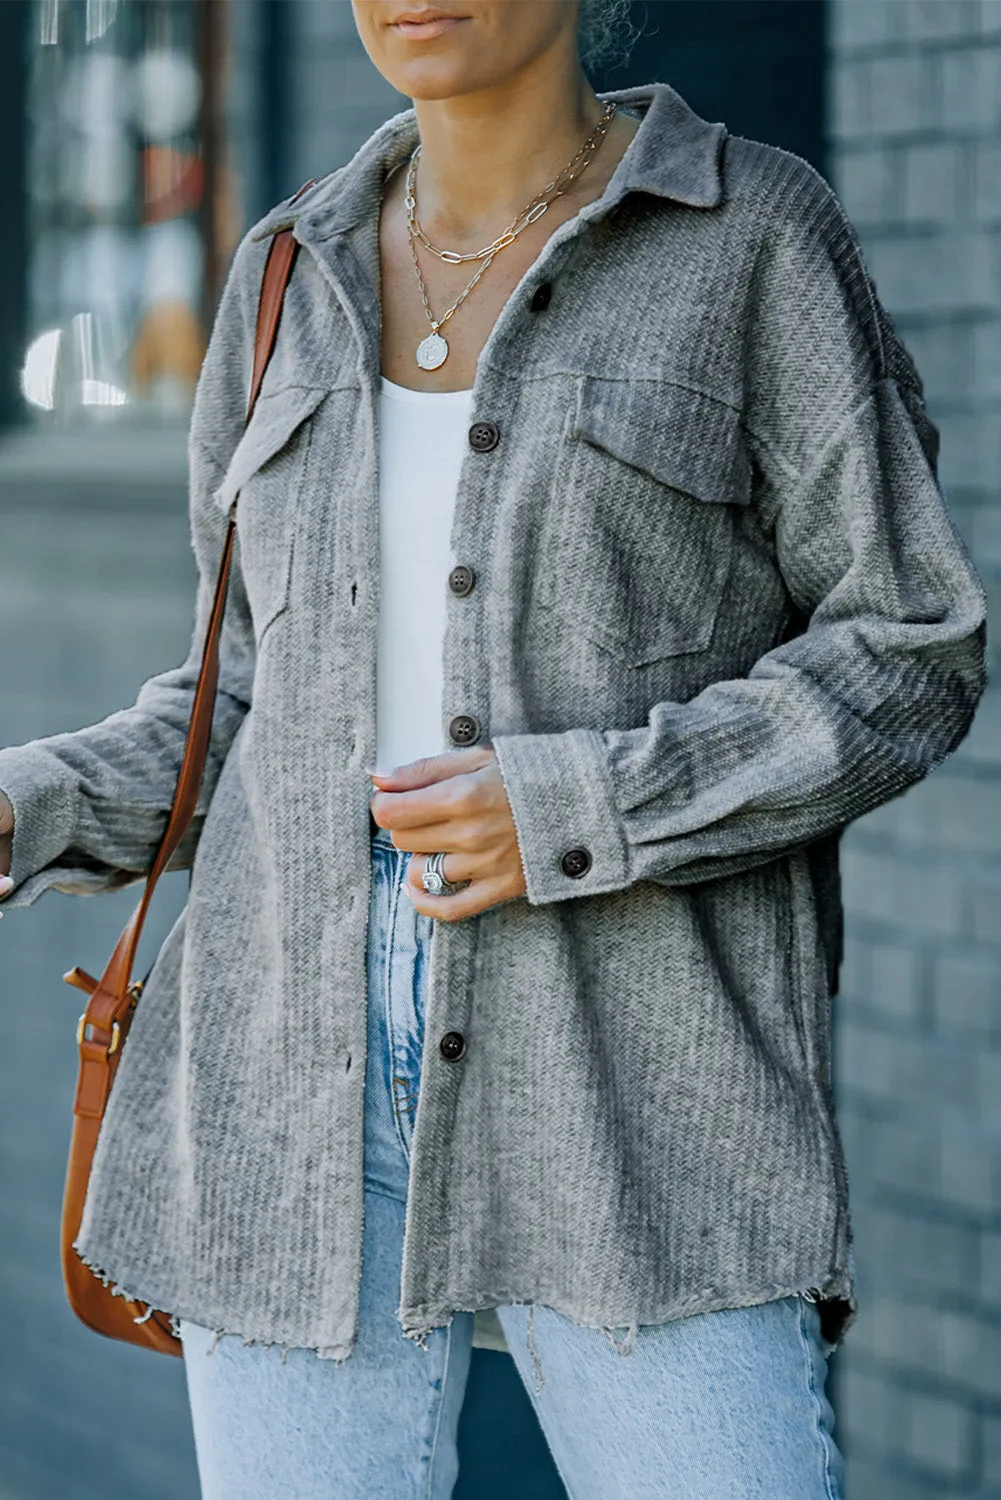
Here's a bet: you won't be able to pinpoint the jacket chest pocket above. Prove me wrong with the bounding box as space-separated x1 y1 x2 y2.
536 379 752 666
214 385 328 644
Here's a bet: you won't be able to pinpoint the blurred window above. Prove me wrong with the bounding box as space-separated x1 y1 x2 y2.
24 0 231 421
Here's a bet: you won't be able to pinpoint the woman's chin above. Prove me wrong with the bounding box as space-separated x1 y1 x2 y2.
388 62 493 103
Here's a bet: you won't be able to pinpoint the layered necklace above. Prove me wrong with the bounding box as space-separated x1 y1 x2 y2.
405 101 617 372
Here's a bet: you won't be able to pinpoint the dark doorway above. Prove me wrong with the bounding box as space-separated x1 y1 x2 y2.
593 0 827 174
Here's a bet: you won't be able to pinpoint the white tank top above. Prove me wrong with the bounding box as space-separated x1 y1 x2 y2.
375 376 475 774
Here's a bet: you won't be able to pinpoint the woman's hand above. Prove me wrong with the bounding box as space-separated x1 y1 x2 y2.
0 790 13 900
369 746 526 921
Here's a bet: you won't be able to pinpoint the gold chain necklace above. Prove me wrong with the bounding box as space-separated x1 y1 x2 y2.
409 101 617 265
406 102 616 372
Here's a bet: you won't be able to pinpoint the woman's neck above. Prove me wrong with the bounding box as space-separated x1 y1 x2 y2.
410 56 606 249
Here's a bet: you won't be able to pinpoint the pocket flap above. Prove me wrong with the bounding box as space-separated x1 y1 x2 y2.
572 378 752 508
213 385 328 514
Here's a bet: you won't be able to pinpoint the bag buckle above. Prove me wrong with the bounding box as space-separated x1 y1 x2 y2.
76 1016 122 1056
74 978 143 1055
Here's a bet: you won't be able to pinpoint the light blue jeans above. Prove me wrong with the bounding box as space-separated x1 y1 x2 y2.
181 823 845 1499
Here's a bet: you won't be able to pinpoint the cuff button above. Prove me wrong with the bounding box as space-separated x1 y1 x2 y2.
560 847 592 879
448 564 476 597
448 714 481 746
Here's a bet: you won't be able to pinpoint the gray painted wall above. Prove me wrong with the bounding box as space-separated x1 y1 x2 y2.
829 3 1001 1495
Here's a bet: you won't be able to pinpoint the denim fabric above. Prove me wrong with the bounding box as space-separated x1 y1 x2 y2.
180 828 845 1500
364 822 435 1199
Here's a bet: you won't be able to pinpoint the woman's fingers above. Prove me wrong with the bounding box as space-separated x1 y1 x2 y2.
407 849 475 890
387 819 482 854
403 864 519 922
368 747 505 834
368 747 494 791
368 748 527 918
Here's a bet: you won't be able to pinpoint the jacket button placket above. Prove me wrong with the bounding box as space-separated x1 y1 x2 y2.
401 255 573 1335
468 420 500 453
449 414 499 750
439 1031 467 1062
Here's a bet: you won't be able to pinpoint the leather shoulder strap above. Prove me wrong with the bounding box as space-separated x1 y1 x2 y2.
144 228 302 906
247 229 300 418
246 180 314 417
71 225 302 1079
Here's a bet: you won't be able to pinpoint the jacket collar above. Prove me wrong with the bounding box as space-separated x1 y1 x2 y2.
251 81 726 246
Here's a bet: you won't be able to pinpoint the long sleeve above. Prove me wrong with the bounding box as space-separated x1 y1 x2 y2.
0 231 266 909
492 170 988 906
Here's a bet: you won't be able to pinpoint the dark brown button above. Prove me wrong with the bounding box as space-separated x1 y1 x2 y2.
448 564 476 597
449 714 480 746
560 847 592 879
529 281 552 312
439 1031 467 1062
468 420 500 453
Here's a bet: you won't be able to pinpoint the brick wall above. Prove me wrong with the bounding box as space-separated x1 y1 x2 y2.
829 3 1001 1495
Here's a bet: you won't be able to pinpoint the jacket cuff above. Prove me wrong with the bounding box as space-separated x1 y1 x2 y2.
490 728 629 905
0 746 80 907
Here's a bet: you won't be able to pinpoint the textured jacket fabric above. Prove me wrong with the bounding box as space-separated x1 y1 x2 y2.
0 84 986 1360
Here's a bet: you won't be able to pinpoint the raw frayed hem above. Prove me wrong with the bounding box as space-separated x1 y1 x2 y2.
601 1319 639 1357
400 1300 551 1395
196 1327 358 1364
400 1308 449 1354
72 1240 176 1331
73 1241 360 1364
397 1266 856 1376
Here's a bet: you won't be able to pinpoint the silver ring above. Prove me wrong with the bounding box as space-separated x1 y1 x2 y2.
420 852 469 898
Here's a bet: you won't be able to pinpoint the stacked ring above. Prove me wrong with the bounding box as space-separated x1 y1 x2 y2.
421 852 470 898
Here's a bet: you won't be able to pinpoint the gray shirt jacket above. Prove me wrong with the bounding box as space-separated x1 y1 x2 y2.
0 84 987 1361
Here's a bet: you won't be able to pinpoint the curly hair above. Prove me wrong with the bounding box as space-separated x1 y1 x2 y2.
577 0 638 71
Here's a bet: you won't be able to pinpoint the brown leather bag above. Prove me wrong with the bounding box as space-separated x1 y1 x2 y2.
60 225 302 1356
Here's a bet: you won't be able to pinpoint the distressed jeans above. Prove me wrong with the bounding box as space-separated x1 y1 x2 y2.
181 822 846 1499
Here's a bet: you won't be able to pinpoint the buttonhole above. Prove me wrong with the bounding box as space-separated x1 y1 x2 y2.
350 582 358 606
